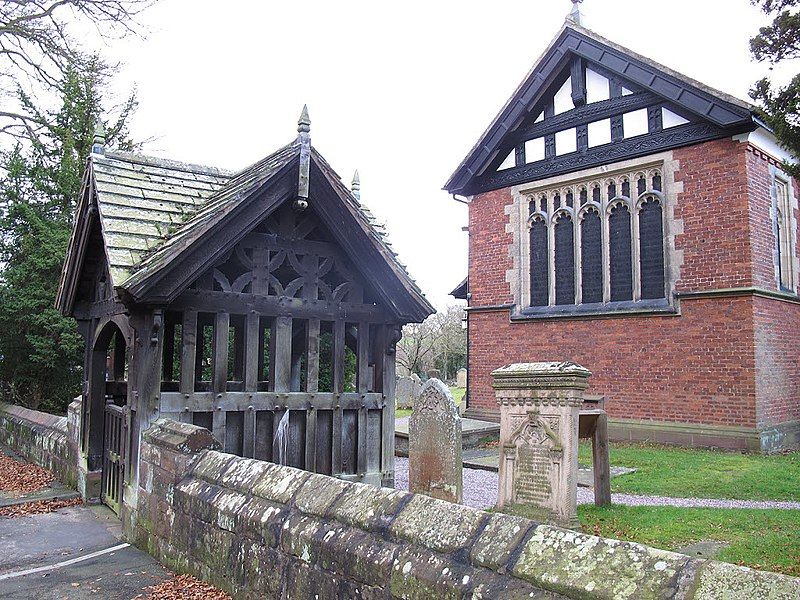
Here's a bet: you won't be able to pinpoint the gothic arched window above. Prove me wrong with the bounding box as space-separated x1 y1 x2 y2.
554 213 575 305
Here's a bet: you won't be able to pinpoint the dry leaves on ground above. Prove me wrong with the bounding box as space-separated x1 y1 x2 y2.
0 497 82 518
0 451 55 493
140 574 232 600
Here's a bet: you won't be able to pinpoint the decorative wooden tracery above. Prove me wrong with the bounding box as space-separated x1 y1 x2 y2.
156 204 398 486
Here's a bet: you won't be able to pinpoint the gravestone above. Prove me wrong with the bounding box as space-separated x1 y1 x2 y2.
456 368 467 388
426 368 441 380
408 378 462 503
492 362 591 527
396 374 422 410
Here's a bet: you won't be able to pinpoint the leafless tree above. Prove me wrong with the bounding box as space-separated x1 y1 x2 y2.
396 305 467 380
0 0 151 142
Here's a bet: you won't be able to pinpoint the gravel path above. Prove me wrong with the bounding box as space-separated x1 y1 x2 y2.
393 457 800 511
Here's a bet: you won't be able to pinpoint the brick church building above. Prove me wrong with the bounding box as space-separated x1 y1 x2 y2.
447 9 800 451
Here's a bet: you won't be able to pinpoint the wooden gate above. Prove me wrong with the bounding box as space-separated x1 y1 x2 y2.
101 403 126 514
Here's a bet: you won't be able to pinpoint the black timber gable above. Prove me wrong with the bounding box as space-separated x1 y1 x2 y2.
445 25 757 195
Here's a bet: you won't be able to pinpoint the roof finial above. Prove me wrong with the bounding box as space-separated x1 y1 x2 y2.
567 0 583 26
92 120 106 155
297 104 311 135
351 170 361 202
294 105 311 211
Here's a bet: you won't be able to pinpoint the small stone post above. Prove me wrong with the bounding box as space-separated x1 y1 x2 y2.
408 378 462 503
492 362 591 527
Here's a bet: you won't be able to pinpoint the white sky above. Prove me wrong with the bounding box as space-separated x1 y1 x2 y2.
94 0 793 309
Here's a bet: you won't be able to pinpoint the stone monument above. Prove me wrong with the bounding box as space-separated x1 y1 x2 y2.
456 367 467 388
426 368 441 380
408 378 462 503
491 361 591 527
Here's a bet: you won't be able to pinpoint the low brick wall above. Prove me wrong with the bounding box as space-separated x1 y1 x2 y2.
128 418 800 599
0 400 81 488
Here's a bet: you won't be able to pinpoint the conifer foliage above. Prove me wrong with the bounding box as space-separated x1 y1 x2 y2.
751 0 800 175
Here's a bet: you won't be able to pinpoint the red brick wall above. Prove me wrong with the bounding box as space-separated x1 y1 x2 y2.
467 187 515 307
465 137 800 431
754 297 800 429
468 297 757 427
672 139 754 292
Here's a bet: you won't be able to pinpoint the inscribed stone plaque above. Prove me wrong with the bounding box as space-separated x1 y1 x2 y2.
408 378 462 503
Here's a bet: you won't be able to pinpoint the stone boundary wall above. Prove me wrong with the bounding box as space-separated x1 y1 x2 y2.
0 400 81 488
128 418 800 600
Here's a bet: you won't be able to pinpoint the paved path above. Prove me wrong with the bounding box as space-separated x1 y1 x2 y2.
0 504 169 599
393 457 800 511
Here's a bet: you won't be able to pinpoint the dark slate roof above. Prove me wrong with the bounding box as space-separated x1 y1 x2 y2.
444 22 758 194
450 277 467 300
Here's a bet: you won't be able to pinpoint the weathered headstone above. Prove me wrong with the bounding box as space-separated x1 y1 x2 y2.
408 378 462 503
492 362 591 527
456 367 467 388
426 368 441 380
396 376 416 410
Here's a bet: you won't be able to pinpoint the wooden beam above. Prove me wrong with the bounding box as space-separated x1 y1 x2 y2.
212 409 226 446
243 409 256 458
213 312 230 393
305 408 317 473
160 391 384 413
169 289 387 323
571 56 586 107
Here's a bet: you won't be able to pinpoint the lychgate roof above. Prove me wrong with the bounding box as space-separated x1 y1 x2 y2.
445 22 759 196
91 151 232 285
57 134 434 323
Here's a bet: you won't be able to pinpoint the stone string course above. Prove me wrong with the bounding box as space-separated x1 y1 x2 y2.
125 418 800 599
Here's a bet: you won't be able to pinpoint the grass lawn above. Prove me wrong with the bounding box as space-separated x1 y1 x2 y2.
395 386 465 419
579 504 800 577
578 442 800 501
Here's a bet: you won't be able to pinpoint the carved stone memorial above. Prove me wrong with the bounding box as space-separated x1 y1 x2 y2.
408 378 462 503
492 362 591 527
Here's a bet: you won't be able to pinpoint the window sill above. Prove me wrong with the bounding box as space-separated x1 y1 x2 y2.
510 298 676 321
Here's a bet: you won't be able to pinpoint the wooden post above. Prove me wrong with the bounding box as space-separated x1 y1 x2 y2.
305 408 317 473
180 310 197 395
306 319 320 393
357 321 370 393
245 312 259 392
592 412 612 506
272 316 292 392
381 325 397 486
213 312 230 393
243 409 256 458
332 320 345 393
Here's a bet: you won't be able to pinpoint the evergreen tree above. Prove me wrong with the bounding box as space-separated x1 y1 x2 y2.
0 60 136 412
750 0 800 175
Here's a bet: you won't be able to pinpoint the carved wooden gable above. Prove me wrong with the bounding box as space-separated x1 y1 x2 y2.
445 24 756 196
191 203 378 311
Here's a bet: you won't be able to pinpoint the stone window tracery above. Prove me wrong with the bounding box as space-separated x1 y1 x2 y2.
525 165 667 308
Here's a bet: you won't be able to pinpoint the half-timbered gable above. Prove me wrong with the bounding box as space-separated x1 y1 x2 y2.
58 111 433 512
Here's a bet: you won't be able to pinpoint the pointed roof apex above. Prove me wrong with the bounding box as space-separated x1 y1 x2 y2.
297 105 311 134
92 120 106 155
351 169 361 200
566 0 583 26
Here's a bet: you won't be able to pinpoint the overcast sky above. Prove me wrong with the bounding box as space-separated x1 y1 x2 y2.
97 0 792 309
